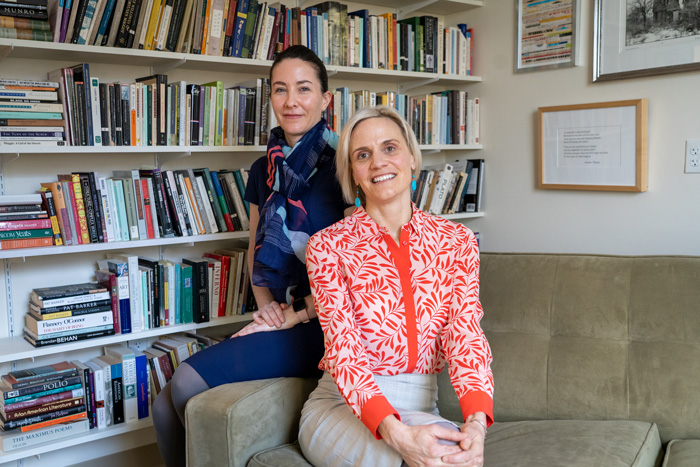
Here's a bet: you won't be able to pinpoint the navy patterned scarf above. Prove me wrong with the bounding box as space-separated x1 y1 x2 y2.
252 118 338 303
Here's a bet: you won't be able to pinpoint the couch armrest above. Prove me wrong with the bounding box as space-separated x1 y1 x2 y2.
185 377 318 467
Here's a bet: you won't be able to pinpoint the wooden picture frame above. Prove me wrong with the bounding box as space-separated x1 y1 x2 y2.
516 0 581 72
594 0 700 81
538 99 648 192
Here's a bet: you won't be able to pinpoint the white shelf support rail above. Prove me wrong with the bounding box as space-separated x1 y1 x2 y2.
0 43 13 62
398 0 439 20
157 150 193 167
399 76 439 93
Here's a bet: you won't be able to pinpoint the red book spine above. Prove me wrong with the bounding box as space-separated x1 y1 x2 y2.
0 219 53 231
141 179 155 239
98 276 121 334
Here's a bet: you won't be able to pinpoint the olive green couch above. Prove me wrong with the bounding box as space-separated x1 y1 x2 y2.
185 253 700 466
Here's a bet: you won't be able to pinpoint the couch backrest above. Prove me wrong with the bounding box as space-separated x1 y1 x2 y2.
438 253 700 444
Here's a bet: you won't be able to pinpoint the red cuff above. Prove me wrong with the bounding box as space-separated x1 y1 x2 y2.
361 395 400 439
459 390 494 427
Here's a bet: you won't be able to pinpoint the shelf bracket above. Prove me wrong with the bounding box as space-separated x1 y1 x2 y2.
0 44 13 62
422 148 440 156
398 0 438 20
326 69 338 77
157 151 193 167
399 76 439 93
4 260 14 338
151 57 187 75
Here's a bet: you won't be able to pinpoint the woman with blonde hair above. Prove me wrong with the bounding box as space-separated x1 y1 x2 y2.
301 106 493 467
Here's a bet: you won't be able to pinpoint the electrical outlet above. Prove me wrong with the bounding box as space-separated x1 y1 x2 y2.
685 139 700 173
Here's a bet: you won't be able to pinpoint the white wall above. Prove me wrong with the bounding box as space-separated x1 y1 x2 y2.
462 0 700 255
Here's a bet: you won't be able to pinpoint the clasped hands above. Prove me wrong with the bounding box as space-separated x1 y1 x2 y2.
380 413 486 467
231 301 301 338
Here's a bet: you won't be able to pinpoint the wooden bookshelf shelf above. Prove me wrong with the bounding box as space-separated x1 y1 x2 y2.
0 314 248 365
0 231 249 260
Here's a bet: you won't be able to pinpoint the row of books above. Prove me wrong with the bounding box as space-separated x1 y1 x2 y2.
48 64 275 147
37 167 250 251
0 336 215 451
94 249 255 336
329 89 480 146
28 249 254 346
413 159 485 215
6 71 480 150
0 78 67 146
0 194 58 250
45 0 474 76
26 282 116 347
0 0 53 42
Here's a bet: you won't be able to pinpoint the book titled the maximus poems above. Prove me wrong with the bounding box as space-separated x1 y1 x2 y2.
0 419 89 452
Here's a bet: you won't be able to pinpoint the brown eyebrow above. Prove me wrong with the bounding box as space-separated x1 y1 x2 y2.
351 139 401 155
272 80 314 87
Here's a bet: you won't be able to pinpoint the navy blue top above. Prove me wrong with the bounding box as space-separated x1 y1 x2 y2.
244 151 349 303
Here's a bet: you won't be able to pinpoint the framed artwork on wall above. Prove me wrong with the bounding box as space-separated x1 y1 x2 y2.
538 99 648 192
594 0 700 81
515 0 581 72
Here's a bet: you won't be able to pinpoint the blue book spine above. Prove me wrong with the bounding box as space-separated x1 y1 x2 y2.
134 353 149 419
95 0 117 45
231 0 250 57
232 170 249 216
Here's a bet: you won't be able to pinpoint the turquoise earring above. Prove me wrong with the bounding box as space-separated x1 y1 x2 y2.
355 186 361 207
411 173 417 191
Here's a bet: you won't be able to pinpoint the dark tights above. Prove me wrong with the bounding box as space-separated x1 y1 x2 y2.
152 363 210 467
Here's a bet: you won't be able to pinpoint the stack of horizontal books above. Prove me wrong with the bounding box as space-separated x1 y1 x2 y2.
0 361 88 452
24 282 115 347
0 0 52 41
0 194 55 250
0 78 65 147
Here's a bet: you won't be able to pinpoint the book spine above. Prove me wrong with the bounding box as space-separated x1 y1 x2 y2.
0 228 53 240
27 311 113 336
2 406 86 431
2 376 83 399
1 419 88 452
3 383 83 405
2 387 84 412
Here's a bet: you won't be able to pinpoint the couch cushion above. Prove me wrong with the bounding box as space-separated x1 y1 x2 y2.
484 420 662 467
662 440 700 467
248 442 312 467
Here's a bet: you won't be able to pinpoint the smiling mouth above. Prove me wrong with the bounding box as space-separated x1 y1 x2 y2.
372 174 396 183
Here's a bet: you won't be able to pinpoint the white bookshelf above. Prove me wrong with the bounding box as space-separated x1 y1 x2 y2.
0 417 154 463
0 314 247 364
0 231 249 260
0 0 484 463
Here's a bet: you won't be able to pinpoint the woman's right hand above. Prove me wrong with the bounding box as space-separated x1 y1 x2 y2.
251 300 287 328
379 416 481 467
231 302 302 338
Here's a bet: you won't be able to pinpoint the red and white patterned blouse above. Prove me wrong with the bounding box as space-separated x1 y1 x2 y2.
306 206 494 439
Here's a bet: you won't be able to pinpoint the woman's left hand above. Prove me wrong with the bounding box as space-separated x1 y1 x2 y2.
231 304 302 337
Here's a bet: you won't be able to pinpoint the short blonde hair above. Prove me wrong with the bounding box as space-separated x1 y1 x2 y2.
336 106 422 204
